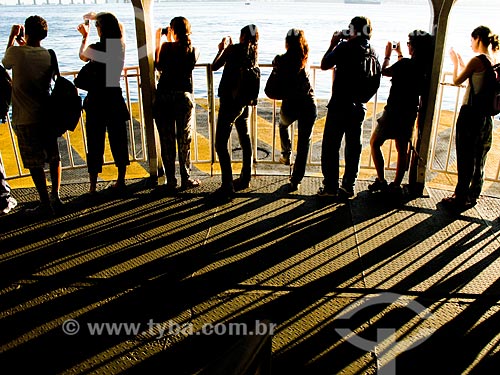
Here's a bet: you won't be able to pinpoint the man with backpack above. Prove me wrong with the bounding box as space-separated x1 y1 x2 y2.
318 16 381 200
2 16 63 217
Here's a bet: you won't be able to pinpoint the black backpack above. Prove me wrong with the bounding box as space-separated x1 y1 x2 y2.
48 49 83 137
0 64 12 123
474 54 500 116
354 44 382 103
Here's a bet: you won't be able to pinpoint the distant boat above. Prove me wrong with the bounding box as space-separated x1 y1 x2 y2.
345 0 381 4
245 1 251 4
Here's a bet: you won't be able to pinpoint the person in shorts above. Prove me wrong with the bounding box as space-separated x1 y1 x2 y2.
369 30 434 194
2 15 62 216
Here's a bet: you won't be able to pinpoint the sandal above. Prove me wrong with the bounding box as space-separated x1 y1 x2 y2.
181 178 201 190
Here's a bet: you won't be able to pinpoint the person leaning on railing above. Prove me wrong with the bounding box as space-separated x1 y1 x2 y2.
369 30 434 195
273 28 317 192
441 25 499 211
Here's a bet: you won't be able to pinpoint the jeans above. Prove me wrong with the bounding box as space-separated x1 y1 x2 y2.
455 105 493 201
321 101 366 192
279 96 317 184
215 97 252 187
155 91 195 185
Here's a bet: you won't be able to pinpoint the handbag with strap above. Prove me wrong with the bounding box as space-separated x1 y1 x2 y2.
74 60 100 92
264 65 287 100
48 49 83 137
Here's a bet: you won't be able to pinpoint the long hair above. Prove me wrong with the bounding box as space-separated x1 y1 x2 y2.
240 24 259 65
285 28 309 70
170 16 193 54
96 12 122 41
471 25 499 52
409 30 434 96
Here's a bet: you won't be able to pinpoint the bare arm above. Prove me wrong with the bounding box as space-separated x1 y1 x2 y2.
212 36 232 71
77 22 91 62
450 47 475 86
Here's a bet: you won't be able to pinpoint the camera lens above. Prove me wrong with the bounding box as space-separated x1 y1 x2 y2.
161 27 169 35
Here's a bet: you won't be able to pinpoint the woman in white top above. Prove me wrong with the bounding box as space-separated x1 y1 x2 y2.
442 26 499 210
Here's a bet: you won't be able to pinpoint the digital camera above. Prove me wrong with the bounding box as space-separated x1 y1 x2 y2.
161 27 169 36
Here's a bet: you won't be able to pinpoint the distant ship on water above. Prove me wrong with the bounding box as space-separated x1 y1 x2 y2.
344 0 382 4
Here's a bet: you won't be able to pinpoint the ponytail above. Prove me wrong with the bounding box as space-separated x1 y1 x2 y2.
490 34 499 52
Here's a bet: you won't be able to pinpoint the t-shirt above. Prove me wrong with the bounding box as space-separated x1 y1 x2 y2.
84 40 125 89
385 58 420 115
156 42 198 93
2 46 52 125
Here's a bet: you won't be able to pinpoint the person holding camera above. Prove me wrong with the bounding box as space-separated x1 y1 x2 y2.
77 12 130 195
2 15 62 216
318 16 376 200
273 28 317 191
211 24 259 200
369 30 434 194
153 16 200 194
441 26 499 210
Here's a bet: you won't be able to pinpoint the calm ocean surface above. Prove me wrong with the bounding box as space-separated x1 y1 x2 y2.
1 1 498 103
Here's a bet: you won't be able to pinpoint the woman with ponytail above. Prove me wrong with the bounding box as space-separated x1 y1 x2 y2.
274 28 317 191
441 25 499 210
154 16 200 193
212 24 259 199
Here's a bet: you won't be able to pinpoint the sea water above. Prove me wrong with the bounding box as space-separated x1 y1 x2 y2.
0 1 498 103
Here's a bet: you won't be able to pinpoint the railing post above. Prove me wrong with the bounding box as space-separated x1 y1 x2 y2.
130 0 160 186
408 0 454 195
207 64 216 176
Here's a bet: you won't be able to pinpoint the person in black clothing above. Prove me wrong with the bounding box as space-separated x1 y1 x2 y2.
212 24 259 199
273 28 317 191
77 11 130 195
154 16 201 193
369 30 434 194
318 16 376 199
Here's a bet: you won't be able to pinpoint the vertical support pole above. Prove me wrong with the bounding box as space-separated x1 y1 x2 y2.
409 0 455 195
130 0 160 186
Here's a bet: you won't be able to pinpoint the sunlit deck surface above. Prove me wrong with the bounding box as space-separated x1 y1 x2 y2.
1 175 500 374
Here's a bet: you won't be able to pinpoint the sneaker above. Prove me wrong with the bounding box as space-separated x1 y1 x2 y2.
25 201 54 218
233 177 250 191
211 185 235 201
338 186 355 200
1 196 17 214
387 182 403 195
289 180 301 192
368 178 388 192
279 156 291 166
181 178 201 190
317 186 337 197
50 193 64 215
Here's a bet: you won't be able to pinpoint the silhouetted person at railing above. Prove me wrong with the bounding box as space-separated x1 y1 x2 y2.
318 16 377 200
153 16 200 195
369 30 434 195
441 26 499 211
2 15 62 217
77 11 130 195
273 28 317 191
211 25 259 200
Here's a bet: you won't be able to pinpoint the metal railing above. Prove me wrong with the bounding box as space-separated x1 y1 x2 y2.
2 65 499 185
